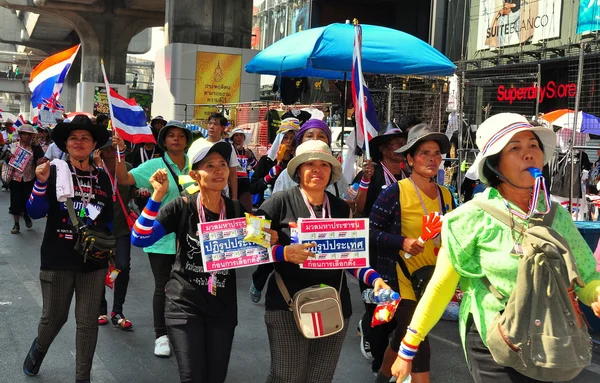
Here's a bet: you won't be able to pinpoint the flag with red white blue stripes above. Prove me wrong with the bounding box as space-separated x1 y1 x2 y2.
351 22 380 158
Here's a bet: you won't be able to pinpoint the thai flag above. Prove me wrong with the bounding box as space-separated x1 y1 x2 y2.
107 88 155 144
11 115 26 132
351 24 380 158
28 45 80 109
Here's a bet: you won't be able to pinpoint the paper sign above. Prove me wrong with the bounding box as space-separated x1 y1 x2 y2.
199 217 272 272
39 109 63 125
8 146 32 172
297 218 369 269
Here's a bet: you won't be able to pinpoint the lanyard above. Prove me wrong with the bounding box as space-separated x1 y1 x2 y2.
140 147 155 163
299 188 331 218
70 164 94 217
506 177 551 220
381 163 401 187
196 192 225 296
196 192 226 223
408 177 443 216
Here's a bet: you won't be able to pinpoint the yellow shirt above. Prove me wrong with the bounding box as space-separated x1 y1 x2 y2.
396 178 453 301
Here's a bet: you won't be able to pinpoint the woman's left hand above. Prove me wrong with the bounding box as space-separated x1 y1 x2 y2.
373 277 392 294
592 288 600 318
391 358 412 382
263 227 279 246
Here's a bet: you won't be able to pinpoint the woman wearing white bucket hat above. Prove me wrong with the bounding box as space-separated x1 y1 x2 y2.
391 113 600 383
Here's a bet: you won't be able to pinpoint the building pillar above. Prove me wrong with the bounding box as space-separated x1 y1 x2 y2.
165 0 253 48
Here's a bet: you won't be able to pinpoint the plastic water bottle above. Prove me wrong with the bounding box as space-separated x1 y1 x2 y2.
403 374 412 383
343 183 359 201
264 184 273 200
361 288 400 304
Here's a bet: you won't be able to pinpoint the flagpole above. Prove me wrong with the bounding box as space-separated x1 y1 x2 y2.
100 59 121 162
354 20 370 160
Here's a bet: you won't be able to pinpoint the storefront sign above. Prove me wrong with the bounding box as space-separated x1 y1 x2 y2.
199 217 272 272
497 81 577 104
194 52 242 121
578 1 600 34
477 0 562 50
297 218 369 270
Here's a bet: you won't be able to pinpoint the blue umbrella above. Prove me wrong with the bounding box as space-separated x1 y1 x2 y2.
245 23 456 79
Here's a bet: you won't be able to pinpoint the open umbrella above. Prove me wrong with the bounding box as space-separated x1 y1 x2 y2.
245 22 456 79
539 109 600 134
66 111 94 120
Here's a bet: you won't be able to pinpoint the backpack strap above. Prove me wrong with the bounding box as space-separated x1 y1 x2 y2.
175 196 189 254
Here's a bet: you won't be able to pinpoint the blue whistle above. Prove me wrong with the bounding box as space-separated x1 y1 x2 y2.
527 167 542 178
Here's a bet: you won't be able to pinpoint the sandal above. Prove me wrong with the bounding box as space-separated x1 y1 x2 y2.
111 312 133 331
98 315 108 326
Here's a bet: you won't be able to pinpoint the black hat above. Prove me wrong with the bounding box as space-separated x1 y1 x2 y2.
151 115 167 126
51 122 111 152
368 125 408 163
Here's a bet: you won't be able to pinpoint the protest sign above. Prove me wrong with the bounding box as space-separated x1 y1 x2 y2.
8 146 32 172
297 218 369 269
39 109 63 125
199 217 272 272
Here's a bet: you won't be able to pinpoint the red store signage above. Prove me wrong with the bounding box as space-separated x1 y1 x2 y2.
497 81 577 104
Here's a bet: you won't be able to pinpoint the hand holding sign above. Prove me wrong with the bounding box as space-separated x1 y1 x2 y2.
404 212 443 259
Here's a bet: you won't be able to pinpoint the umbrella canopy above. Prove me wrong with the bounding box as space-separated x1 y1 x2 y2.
66 111 94 120
539 109 600 134
245 23 456 79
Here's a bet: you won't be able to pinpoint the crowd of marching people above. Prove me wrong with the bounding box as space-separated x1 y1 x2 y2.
2 109 600 383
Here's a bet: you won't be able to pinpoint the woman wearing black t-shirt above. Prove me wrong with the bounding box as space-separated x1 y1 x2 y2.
24 119 113 383
131 139 269 383
257 140 390 383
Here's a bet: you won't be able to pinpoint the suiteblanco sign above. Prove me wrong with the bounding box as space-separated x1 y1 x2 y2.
477 0 562 50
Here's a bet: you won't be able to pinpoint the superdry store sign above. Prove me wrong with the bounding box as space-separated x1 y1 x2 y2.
477 0 562 50
497 81 577 105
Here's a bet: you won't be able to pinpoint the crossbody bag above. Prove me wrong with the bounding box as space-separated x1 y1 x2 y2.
66 199 116 262
275 271 345 339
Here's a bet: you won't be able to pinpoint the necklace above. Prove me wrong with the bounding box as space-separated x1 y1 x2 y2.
503 199 532 256
70 163 94 218
409 177 443 249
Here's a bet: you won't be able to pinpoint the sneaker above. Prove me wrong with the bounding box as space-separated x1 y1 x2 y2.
24 215 32 229
249 282 262 303
23 338 46 376
358 319 373 360
154 335 170 357
11 223 20 234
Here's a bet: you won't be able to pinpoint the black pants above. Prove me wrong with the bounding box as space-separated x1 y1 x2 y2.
359 282 396 373
465 320 547 383
10 179 34 216
166 317 236 383
148 252 175 338
252 263 274 291
101 235 131 315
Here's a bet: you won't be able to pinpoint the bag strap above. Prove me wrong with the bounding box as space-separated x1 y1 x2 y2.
176 196 189 253
275 271 294 306
436 185 448 215
65 198 82 232
114 186 129 216
163 157 183 194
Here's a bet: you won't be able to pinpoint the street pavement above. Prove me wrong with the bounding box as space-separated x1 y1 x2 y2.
0 189 599 383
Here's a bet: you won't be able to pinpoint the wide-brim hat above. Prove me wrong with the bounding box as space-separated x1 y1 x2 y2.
229 127 252 145
17 124 38 135
396 123 450 155
157 120 193 151
188 138 232 167
369 126 408 162
51 122 110 152
286 140 342 185
151 115 167 125
472 113 556 184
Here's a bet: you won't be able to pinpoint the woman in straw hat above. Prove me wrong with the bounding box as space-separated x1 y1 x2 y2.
256 139 391 383
131 138 276 383
7 124 45 233
24 118 113 383
391 113 600 382
371 123 455 383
